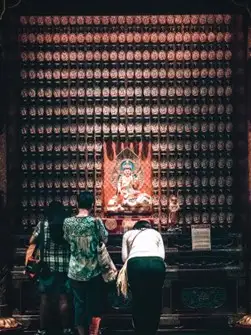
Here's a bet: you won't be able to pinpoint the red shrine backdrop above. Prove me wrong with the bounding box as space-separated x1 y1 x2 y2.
103 141 152 214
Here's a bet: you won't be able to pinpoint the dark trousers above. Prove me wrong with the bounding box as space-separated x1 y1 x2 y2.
127 257 166 335
69 275 104 328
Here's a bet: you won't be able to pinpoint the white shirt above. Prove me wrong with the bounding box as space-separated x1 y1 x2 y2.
122 228 165 263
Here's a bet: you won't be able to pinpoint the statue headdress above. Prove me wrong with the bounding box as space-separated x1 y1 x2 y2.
121 160 134 171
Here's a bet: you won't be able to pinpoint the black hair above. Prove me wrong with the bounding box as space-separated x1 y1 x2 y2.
133 220 152 230
77 191 94 210
45 201 67 245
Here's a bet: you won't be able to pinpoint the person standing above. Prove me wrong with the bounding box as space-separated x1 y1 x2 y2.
122 220 166 335
63 191 108 335
29 201 73 335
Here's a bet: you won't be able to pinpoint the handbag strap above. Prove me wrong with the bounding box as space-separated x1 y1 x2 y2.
129 228 147 250
40 221 45 262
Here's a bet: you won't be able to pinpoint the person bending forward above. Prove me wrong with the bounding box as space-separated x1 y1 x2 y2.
122 220 166 335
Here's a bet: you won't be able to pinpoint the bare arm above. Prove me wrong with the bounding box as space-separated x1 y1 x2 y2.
122 233 129 263
29 222 41 244
158 233 165 260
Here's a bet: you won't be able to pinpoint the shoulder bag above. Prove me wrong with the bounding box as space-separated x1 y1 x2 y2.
25 221 47 280
95 219 118 283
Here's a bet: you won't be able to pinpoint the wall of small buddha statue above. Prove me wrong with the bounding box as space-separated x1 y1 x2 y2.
13 14 247 235
0 8 249 332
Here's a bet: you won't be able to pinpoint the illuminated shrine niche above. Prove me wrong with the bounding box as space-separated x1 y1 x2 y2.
104 145 152 215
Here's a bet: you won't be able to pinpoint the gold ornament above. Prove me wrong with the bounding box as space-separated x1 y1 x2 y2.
168 195 180 225
105 219 117 231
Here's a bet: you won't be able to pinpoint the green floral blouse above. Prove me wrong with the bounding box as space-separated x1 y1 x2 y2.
63 216 108 281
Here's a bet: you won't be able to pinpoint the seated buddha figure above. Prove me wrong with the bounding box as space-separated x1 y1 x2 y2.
107 160 152 214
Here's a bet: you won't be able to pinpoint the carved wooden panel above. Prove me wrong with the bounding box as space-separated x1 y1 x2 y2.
171 279 237 313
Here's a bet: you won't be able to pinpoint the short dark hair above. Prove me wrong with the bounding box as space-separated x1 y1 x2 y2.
77 191 94 210
133 220 152 230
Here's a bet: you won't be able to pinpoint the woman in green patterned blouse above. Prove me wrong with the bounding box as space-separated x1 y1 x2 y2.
63 191 108 335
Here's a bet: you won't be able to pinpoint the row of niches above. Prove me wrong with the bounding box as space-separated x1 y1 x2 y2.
178 211 234 225
19 123 169 136
20 104 234 116
20 121 233 136
21 177 100 190
19 15 233 26
20 210 234 228
20 156 234 171
20 49 233 62
20 138 234 153
20 82 234 95
20 194 233 211
19 114 232 124
19 31 233 44
20 185 233 203
20 83 234 94
20 152 233 166
20 85 233 98
20 67 233 80
22 211 234 230
20 178 222 192
21 186 233 203
20 122 234 137
20 151 233 164
20 174 233 189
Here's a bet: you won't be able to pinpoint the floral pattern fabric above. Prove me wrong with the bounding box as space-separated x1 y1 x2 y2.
63 216 108 281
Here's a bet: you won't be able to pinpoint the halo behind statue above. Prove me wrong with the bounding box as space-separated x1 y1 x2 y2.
110 148 144 190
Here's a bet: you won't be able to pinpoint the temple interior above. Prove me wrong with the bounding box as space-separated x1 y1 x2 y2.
0 0 251 333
